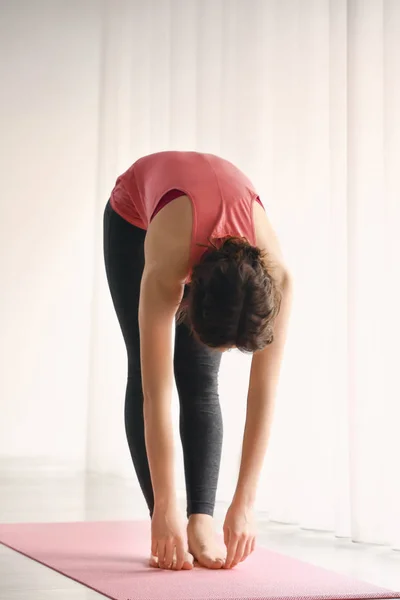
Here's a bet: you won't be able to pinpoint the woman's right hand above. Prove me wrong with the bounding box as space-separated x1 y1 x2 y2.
151 505 193 570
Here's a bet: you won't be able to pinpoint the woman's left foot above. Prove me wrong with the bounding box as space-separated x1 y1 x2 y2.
187 514 226 569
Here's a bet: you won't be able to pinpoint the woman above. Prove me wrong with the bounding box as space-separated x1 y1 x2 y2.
103 151 292 571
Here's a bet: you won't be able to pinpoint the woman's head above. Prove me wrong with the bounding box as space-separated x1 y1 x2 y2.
177 237 282 352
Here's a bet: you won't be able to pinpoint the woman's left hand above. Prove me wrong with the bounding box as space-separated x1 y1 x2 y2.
223 501 256 568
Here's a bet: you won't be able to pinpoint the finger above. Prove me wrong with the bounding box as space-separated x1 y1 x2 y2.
149 554 159 568
241 539 253 562
157 540 166 568
251 536 256 553
224 536 238 569
151 538 158 557
170 548 177 570
174 539 185 571
231 536 247 568
223 527 229 547
163 538 174 569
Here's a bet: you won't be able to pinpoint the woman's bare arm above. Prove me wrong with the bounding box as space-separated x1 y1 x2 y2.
139 269 183 507
233 205 293 507
139 196 192 508
233 271 293 507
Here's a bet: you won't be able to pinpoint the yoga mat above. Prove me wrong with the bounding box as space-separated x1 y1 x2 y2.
1 520 399 600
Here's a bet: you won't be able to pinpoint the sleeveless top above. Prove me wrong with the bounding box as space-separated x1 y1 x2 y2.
110 151 262 278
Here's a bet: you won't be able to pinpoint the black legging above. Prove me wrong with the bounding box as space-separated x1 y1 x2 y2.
103 200 223 518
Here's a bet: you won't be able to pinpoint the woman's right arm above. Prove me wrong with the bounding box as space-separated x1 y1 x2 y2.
138 204 191 569
139 267 183 509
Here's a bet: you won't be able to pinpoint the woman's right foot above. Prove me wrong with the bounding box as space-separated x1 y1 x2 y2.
149 552 194 570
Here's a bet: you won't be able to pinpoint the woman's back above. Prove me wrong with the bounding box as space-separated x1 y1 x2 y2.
110 151 262 279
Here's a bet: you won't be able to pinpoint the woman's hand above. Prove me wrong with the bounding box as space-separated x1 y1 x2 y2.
223 502 256 569
151 505 192 570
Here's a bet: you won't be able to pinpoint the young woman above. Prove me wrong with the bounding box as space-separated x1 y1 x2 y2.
103 151 292 571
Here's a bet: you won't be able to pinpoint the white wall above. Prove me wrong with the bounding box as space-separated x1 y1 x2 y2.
0 0 102 469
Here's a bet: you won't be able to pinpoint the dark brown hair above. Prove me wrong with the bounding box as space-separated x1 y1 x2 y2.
177 236 282 353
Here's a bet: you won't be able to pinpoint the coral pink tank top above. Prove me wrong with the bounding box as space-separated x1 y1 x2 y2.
110 151 263 274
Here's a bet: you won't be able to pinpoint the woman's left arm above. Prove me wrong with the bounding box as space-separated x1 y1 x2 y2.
223 270 293 568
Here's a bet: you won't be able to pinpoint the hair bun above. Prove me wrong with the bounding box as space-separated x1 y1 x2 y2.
218 237 262 266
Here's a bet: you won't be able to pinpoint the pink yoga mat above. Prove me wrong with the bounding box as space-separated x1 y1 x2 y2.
0 520 399 600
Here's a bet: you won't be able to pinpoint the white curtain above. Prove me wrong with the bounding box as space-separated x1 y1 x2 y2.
85 0 400 551
1 0 398 553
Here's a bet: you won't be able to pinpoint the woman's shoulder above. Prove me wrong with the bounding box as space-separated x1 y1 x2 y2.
145 195 193 283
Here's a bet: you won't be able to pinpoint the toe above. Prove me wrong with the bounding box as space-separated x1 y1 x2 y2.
182 552 194 570
202 554 224 569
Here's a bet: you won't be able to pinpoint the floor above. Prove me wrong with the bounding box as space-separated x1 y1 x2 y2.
1 471 400 599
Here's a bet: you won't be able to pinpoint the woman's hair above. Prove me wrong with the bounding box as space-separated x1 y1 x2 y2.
177 236 282 352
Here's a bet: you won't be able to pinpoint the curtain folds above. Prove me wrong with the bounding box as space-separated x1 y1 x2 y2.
89 0 400 550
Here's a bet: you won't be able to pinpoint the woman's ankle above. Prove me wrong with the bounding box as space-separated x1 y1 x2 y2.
188 513 214 526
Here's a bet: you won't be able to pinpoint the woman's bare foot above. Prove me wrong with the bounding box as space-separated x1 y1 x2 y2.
187 514 226 569
149 552 194 570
